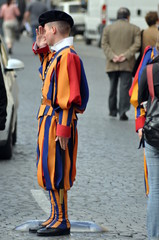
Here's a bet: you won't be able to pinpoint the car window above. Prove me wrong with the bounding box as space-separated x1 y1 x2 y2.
69 5 83 13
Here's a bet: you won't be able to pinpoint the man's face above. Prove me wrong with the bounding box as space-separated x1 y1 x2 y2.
44 23 54 46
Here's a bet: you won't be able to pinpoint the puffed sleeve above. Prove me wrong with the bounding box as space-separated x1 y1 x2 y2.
32 43 53 81
32 42 50 60
56 52 89 138
129 46 152 131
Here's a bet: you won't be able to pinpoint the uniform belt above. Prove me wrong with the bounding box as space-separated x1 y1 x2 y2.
41 97 52 106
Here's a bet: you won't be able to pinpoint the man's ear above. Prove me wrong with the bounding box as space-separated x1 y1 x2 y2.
52 25 56 34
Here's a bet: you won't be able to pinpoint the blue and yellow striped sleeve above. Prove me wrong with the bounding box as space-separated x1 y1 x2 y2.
56 52 89 138
129 46 153 131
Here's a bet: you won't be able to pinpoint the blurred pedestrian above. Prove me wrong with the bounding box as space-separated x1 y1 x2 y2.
16 0 26 35
0 0 20 54
29 10 89 237
0 65 7 131
142 11 159 54
101 7 141 120
24 0 48 42
45 0 51 10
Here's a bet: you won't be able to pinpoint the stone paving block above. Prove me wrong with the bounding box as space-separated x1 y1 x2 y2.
0 36 147 240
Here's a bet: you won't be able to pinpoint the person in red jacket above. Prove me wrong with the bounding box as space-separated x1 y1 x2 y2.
30 10 89 237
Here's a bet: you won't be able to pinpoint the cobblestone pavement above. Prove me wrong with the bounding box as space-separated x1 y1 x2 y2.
0 35 147 240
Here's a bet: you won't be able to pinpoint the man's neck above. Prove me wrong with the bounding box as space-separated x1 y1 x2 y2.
51 36 73 52
53 34 69 45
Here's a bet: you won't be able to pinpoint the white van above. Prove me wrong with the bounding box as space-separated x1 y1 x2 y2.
84 0 159 46
84 0 106 46
55 1 86 36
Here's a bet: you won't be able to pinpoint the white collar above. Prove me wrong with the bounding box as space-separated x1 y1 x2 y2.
50 37 74 52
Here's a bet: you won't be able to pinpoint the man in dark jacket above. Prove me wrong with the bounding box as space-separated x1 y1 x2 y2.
0 65 7 130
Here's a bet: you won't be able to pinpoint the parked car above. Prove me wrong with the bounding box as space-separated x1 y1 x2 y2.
55 1 86 36
0 35 24 159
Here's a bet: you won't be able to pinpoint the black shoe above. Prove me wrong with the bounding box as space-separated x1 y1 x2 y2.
29 225 45 233
120 113 128 121
109 112 117 117
37 227 70 236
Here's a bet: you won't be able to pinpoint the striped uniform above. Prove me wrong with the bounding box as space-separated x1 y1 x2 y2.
129 46 158 195
129 46 157 131
33 43 89 229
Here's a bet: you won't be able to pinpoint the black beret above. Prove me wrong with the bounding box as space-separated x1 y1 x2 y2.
39 10 74 28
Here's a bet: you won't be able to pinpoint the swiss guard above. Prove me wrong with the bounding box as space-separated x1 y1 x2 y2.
30 10 89 236
129 45 159 196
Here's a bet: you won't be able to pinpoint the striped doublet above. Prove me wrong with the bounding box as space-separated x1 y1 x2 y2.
35 45 89 191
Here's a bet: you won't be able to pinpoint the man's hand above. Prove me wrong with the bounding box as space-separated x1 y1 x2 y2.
113 55 120 63
36 26 47 48
112 54 126 63
138 128 143 139
55 136 69 150
118 54 126 62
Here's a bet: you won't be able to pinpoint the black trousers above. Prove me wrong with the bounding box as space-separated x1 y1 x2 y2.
107 71 132 117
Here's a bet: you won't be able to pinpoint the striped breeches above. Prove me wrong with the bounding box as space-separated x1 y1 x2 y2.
36 108 78 191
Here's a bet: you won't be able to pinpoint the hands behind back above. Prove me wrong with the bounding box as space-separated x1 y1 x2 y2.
112 54 126 63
